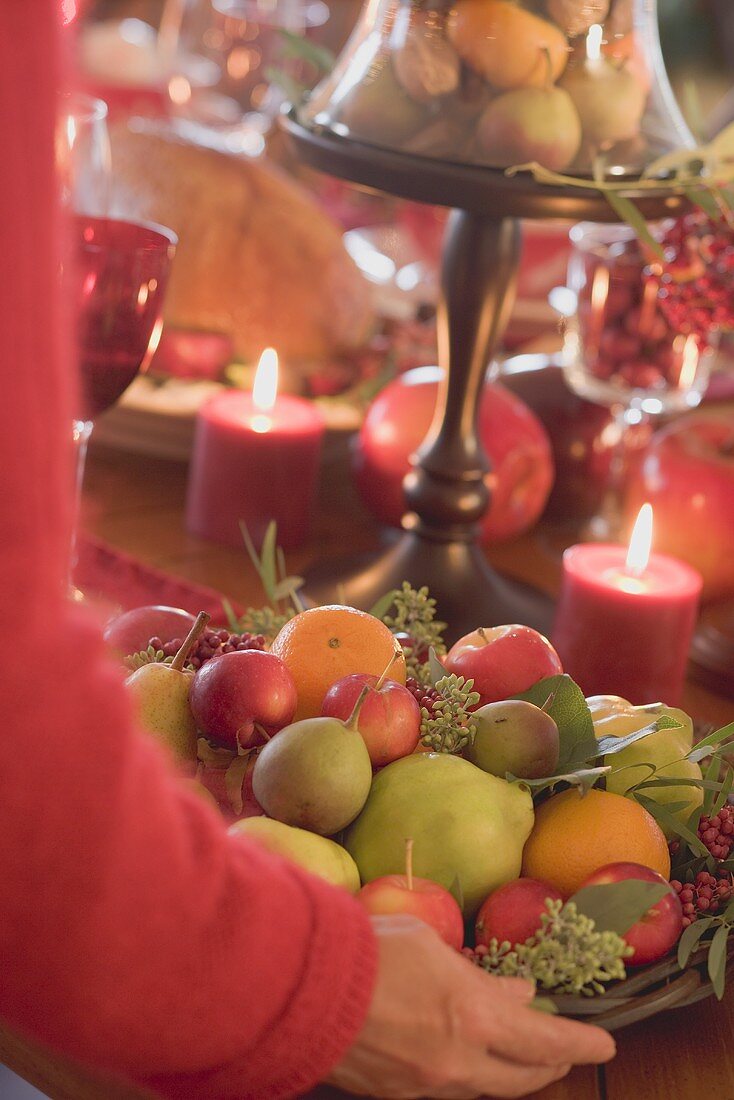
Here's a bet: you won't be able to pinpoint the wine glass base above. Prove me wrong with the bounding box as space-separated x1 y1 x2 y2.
303 528 554 645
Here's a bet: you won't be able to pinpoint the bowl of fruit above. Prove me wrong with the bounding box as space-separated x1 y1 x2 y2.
107 559 734 1028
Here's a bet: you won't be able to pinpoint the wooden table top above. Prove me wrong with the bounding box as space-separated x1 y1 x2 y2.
2 441 733 1100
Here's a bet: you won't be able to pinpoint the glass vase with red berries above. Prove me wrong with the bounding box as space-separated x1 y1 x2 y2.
562 219 720 540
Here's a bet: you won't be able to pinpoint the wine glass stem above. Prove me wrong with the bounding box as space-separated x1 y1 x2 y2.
70 419 93 591
595 404 646 542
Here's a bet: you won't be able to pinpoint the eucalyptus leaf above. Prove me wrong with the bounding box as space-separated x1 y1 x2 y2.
596 714 683 757
369 589 399 622
677 917 714 968
568 880 669 935
429 647 449 686
513 675 594 769
277 28 336 73
634 794 711 857
711 120 734 159
604 192 666 261
264 66 307 105
631 775 726 793
688 722 734 763
708 923 731 1000
723 899 734 922
448 873 465 913
642 145 708 179
507 766 610 797
531 997 558 1016
684 186 723 221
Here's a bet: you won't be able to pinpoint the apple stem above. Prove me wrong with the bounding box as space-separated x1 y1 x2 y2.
375 648 401 692
477 627 488 645
171 611 210 672
345 684 372 732
405 838 414 891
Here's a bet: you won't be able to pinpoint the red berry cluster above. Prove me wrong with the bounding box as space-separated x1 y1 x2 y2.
406 676 441 711
578 234 700 397
657 212 734 341
697 806 734 860
150 628 266 670
670 871 734 928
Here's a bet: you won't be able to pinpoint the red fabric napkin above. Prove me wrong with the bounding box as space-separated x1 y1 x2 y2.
75 533 243 622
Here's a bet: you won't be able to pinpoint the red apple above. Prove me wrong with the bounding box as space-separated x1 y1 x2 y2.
624 411 734 600
580 862 683 967
103 604 196 658
321 672 421 766
352 366 554 543
190 650 297 751
445 625 563 707
358 843 465 950
475 878 563 948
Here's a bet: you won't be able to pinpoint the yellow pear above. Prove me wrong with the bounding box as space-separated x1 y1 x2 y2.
230 817 361 893
126 612 209 770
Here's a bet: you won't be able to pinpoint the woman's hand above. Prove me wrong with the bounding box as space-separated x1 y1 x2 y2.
328 915 615 1099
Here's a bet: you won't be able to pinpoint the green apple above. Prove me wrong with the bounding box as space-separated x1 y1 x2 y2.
344 753 534 916
230 817 361 894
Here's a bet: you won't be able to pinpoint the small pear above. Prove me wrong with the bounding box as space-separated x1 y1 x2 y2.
477 85 582 171
252 687 373 835
560 58 646 146
126 611 210 770
230 817 361 893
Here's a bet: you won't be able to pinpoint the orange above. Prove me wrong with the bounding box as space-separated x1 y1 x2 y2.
270 605 406 722
521 788 670 898
448 0 568 91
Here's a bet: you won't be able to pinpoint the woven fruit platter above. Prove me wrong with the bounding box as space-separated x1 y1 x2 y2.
106 527 734 1031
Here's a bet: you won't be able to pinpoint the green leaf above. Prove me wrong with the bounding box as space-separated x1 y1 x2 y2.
370 589 399 622
513 674 595 769
568 880 670 935
260 522 278 603
448 873 465 913
702 753 723 816
428 646 449 686
634 794 711 857
684 185 722 222
264 66 307 105
708 923 731 1000
723 899 734 922
677 917 715 968
277 28 336 73
597 715 682 758
711 121 734 159
711 764 734 817
531 997 558 1015
688 722 734 763
221 597 240 633
603 191 666 261
509 766 610 798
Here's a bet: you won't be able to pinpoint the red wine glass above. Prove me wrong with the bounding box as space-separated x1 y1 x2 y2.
71 216 177 582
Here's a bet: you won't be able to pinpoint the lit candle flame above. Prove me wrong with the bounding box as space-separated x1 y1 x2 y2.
586 23 603 62
251 347 278 433
625 503 653 577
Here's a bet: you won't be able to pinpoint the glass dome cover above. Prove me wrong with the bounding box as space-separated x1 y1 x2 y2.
300 0 693 178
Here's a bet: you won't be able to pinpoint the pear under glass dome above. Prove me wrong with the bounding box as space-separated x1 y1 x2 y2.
300 0 693 177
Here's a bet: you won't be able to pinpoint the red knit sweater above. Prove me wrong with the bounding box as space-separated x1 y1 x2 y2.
0 4 377 1097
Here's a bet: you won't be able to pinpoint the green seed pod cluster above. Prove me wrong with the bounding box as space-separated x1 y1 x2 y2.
474 899 634 996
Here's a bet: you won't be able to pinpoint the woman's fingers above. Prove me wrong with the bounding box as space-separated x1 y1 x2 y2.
479 999 616 1068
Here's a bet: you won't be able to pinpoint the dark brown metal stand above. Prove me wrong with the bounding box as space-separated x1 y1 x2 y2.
690 602 734 699
283 114 682 643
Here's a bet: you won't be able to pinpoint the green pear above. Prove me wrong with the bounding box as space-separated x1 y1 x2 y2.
230 817 361 893
338 54 430 145
125 611 209 770
469 699 560 780
560 58 646 146
344 753 534 916
252 688 373 836
601 706 701 835
476 85 582 172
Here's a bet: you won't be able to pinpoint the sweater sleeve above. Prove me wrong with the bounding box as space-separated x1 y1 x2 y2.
0 3 377 1097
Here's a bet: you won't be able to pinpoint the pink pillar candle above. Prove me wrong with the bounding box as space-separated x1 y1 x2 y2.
186 387 324 551
552 543 702 705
